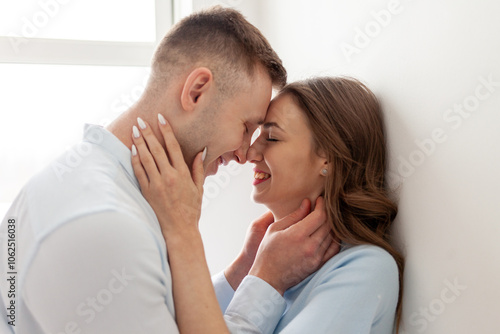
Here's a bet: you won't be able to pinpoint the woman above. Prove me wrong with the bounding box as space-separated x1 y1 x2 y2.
131 77 403 333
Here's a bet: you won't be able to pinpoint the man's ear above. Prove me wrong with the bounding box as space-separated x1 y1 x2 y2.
180 67 213 112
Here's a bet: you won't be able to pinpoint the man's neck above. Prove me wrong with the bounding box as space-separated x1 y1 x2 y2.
106 104 167 152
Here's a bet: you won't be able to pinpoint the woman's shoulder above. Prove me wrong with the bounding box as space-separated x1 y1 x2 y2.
300 243 399 313
286 243 399 325
319 243 399 283
340 243 396 262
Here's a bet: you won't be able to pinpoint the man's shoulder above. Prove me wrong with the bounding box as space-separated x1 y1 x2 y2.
48 210 157 243
16 144 145 234
34 140 122 187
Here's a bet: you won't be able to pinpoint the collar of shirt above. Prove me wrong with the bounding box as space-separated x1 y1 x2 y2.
82 123 140 189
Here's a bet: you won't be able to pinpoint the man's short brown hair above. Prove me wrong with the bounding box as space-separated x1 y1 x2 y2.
151 6 287 95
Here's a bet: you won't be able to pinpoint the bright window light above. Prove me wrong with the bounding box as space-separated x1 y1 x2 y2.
0 63 150 217
0 0 156 42
0 1 175 220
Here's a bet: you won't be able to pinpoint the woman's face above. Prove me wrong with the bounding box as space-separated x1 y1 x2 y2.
247 93 327 219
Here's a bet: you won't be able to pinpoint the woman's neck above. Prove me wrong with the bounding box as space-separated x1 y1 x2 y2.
269 198 317 222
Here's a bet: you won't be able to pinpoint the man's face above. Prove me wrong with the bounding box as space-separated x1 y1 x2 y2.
202 66 273 176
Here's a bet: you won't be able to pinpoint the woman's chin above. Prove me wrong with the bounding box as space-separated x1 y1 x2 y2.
251 192 263 204
251 191 269 206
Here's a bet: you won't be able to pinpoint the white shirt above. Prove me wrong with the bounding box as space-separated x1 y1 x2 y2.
0 124 285 334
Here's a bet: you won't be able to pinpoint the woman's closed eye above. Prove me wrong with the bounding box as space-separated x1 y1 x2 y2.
264 127 279 142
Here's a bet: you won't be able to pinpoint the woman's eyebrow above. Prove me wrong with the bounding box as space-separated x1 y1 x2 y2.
262 122 284 131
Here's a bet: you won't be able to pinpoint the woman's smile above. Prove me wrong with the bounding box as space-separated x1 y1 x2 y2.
253 168 271 185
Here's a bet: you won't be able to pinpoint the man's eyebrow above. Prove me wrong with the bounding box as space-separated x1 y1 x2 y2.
262 122 283 131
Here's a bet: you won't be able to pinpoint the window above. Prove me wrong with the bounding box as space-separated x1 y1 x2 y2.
0 0 157 42
0 0 173 66
0 0 181 219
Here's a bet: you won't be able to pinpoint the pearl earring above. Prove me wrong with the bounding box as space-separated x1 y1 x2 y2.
321 168 328 176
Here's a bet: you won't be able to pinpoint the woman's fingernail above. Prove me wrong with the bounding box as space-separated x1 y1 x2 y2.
131 144 137 156
201 147 207 161
133 125 140 138
158 113 166 125
137 117 146 130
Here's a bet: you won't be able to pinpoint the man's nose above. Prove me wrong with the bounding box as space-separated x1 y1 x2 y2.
234 130 260 164
246 143 262 163
234 150 247 164
234 141 249 164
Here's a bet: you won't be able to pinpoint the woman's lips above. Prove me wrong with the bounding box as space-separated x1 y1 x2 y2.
253 177 270 186
253 168 271 186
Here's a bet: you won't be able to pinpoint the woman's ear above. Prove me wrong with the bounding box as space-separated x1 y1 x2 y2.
180 67 213 112
320 160 329 176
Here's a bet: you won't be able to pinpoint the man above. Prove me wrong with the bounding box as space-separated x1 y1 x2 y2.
0 7 333 333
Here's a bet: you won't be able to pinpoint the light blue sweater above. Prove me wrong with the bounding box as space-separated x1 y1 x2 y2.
214 244 399 333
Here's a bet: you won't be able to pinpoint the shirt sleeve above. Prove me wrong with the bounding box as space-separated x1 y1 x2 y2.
224 275 286 334
21 211 179 334
212 271 235 313
277 246 399 334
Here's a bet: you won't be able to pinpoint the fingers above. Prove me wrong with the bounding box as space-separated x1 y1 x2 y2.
131 124 163 184
133 117 172 175
320 238 341 265
272 199 311 231
157 114 188 171
130 115 205 201
253 211 275 229
310 218 332 245
191 150 205 192
131 144 150 189
293 197 327 236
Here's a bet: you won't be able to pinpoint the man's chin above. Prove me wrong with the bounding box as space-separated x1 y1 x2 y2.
204 161 219 177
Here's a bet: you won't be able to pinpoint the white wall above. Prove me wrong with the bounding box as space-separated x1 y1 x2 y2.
195 1 500 333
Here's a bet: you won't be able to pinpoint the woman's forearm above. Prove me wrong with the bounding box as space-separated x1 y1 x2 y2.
165 226 230 334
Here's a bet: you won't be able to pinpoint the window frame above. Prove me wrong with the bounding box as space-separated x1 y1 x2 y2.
0 0 175 66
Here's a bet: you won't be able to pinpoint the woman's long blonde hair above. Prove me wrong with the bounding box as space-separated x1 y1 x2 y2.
280 77 404 331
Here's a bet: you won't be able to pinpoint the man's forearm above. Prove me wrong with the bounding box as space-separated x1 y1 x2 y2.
224 253 254 291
